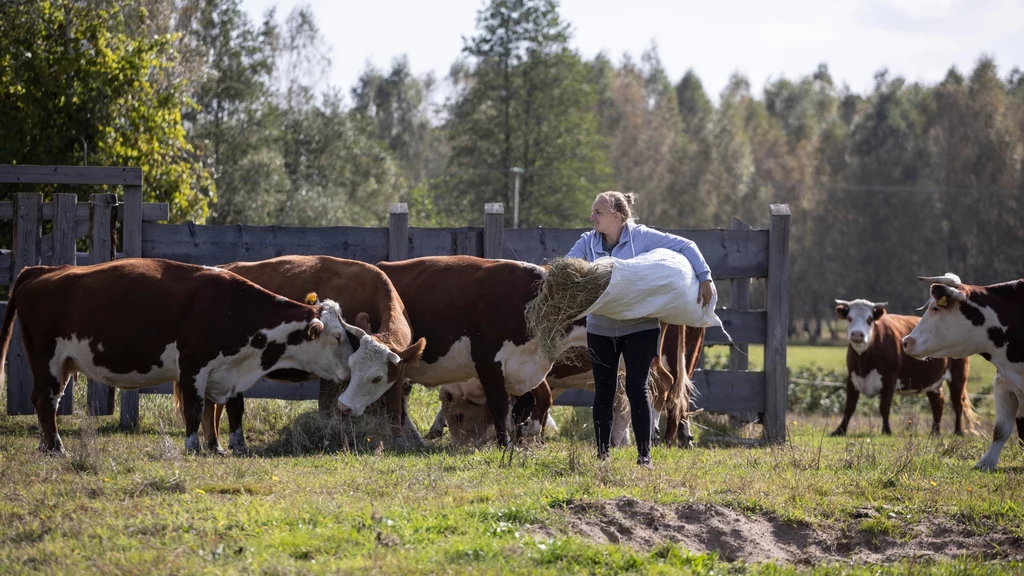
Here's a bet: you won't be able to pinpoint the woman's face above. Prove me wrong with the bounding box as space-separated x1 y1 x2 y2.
590 196 622 237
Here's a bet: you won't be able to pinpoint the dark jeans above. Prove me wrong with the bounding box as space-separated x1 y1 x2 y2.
588 328 660 460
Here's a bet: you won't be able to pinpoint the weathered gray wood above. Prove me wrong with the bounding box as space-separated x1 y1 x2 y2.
87 193 117 416
0 201 164 222
120 186 143 429
730 217 752 371
408 228 454 259
117 203 168 223
454 228 483 256
501 227 770 278
53 194 78 415
705 310 765 345
141 224 390 265
388 203 409 261
0 165 142 186
7 193 42 415
555 370 765 413
764 204 791 443
483 203 504 259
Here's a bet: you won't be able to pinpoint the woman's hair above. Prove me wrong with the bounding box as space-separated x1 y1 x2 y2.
597 191 638 222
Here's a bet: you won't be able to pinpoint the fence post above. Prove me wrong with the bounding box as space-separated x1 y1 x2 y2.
87 193 117 416
764 204 791 443
119 185 143 429
7 193 42 416
483 203 504 259
52 194 78 416
388 203 409 262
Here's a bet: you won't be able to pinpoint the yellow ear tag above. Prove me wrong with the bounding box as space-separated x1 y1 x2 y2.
937 296 948 307
305 292 319 305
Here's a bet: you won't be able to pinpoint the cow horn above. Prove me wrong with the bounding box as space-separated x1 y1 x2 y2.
917 273 961 288
873 301 888 309
834 299 850 305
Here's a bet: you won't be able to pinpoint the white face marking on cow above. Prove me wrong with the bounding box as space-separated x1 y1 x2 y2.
904 296 1003 361
837 299 885 355
404 336 475 385
49 336 180 389
338 329 401 415
850 369 884 397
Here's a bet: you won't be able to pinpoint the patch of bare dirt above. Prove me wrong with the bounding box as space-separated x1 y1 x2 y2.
548 496 1024 564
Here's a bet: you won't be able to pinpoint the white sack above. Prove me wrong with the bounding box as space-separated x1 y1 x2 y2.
577 248 725 330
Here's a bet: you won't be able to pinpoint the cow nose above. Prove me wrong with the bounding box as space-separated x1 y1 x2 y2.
338 403 353 416
903 336 915 350
850 331 865 342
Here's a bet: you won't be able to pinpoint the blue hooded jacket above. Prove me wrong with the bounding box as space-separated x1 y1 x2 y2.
566 221 712 337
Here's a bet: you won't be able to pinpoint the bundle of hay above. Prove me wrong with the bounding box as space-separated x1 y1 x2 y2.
267 409 393 455
526 257 612 361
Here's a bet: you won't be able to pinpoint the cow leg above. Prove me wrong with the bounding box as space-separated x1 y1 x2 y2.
925 389 945 435
1016 417 1024 448
400 382 425 448
510 393 534 441
177 374 205 454
225 394 248 456
31 360 68 454
879 380 896 435
472 354 511 447
426 408 447 440
975 376 1019 471
200 397 227 455
383 379 412 450
831 377 859 436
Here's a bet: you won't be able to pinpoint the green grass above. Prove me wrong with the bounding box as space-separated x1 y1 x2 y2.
0 349 1019 574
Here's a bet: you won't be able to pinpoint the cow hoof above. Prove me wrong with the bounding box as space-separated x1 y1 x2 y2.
425 428 444 441
973 460 997 472
210 446 230 457
679 435 694 449
496 432 510 448
830 428 846 437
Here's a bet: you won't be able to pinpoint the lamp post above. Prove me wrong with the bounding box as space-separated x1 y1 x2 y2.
511 166 524 228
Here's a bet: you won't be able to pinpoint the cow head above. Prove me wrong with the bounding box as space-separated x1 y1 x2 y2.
834 299 888 354
903 273 996 360
335 312 426 416
439 380 494 445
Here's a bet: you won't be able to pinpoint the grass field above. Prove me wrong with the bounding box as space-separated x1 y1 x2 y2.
0 347 1020 574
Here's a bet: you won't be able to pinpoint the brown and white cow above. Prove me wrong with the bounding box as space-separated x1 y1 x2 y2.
358 256 587 447
433 324 706 448
902 273 1024 471
185 256 427 454
832 298 974 437
0 258 393 454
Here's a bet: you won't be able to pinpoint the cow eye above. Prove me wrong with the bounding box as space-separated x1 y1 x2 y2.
932 306 939 312
372 376 383 384
335 334 342 343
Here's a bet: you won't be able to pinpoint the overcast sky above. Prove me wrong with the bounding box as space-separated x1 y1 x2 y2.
240 0 1024 103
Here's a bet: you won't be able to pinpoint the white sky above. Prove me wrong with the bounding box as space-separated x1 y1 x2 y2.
240 0 1024 104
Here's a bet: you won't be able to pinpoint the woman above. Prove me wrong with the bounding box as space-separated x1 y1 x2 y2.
567 191 713 468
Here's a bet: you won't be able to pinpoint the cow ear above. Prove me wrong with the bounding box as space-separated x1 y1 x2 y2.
930 285 956 307
834 303 849 319
399 337 427 364
305 292 319 305
307 318 324 340
354 311 372 332
872 303 887 320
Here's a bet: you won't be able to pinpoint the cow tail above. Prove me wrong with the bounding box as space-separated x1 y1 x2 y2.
953 357 980 435
0 276 21 387
171 381 185 424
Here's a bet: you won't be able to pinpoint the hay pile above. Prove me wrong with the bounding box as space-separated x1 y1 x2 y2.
526 257 612 361
267 409 393 455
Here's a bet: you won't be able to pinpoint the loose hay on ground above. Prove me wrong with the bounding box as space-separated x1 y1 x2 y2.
265 410 393 455
526 257 611 361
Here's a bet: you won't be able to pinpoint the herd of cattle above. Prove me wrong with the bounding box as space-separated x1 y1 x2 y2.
0 254 1021 471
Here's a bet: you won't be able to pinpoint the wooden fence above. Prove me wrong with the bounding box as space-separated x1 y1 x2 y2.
1 165 790 442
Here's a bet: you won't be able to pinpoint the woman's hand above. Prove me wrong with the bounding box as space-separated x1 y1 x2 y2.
697 280 713 309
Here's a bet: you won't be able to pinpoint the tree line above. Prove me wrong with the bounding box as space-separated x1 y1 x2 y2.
2 0 1022 335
